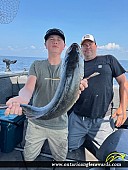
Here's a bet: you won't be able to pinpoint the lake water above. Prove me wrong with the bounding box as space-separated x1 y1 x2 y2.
0 56 44 72
0 56 128 85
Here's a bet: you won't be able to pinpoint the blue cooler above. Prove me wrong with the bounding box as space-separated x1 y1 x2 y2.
0 110 26 153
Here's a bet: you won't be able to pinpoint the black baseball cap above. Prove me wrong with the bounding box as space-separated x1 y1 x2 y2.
44 28 65 43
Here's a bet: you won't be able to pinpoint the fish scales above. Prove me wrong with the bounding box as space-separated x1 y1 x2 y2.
21 43 84 120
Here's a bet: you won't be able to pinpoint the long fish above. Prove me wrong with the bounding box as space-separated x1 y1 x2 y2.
0 44 100 119
20 43 84 120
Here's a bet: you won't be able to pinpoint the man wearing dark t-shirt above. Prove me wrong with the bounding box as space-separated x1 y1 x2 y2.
68 34 127 153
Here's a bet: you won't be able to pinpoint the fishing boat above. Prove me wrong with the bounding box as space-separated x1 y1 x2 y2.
0 60 128 170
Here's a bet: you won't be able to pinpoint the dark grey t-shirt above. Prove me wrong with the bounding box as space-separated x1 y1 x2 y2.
28 59 68 130
74 55 126 118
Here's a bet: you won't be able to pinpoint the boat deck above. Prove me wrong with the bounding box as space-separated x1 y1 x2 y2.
0 72 128 170
0 118 98 170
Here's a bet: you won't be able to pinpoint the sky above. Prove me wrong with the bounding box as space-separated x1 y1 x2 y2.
0 0 128 60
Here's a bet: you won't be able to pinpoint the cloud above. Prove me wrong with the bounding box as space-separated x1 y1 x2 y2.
98 43 120 50
7 46 15 51
30 45 36 49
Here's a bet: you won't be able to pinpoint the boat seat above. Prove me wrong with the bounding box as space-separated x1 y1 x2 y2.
96 129 128 161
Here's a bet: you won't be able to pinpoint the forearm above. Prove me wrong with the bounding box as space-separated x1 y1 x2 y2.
124 81 128 108
18 86 33 104
119 85 127 113
115 85 127 126
18 75 36 104
5 75 36 116
112 85 127 127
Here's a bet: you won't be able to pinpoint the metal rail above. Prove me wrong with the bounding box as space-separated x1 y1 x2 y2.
0 71 28 79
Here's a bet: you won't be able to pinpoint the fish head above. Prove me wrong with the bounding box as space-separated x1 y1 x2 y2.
66 43 82 60
64 43 84 78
